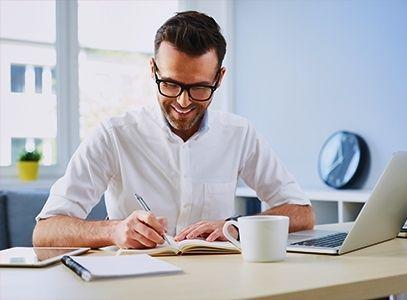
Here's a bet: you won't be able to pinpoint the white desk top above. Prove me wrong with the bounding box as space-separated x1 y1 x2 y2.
1 223 406 300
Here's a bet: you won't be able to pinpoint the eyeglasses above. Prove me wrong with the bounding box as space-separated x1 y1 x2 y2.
153 60 220 102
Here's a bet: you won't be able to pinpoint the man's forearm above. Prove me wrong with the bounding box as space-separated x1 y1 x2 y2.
33 215 119 248
260 204 315 232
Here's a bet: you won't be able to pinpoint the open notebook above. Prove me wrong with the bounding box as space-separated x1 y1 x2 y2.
117 237 240 256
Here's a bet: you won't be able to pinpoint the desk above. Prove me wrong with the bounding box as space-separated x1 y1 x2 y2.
1 224 407 300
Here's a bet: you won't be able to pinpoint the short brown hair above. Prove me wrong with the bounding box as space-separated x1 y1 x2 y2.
154 11 227 68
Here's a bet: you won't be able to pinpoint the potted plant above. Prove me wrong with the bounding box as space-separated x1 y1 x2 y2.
17 149 42 181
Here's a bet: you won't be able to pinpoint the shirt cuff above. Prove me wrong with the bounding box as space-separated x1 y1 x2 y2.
35 194 89 223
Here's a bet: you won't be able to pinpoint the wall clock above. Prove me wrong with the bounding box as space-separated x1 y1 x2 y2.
318 131 368 189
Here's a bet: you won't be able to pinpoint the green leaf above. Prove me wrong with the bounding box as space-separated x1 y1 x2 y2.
18 149 42 162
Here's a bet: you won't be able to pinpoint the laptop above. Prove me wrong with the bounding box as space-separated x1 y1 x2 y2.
398 220 407 238
287 151 407 255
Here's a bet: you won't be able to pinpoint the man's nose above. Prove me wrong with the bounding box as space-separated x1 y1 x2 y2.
176 89 192 108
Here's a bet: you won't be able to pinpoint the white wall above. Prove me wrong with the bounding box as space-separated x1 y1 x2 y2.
235 0 407 189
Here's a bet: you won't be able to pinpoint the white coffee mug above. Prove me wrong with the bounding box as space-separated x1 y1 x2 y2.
223 215 289 262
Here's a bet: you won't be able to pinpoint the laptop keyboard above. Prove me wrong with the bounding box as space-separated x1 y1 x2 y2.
291 232 348 248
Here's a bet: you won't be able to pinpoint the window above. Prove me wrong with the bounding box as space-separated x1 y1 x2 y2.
77 1 178 139
0 0 57 167
0 0 232 181
0 0 179 171
10 64 26 93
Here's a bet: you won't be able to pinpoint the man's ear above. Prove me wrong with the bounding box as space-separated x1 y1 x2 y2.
216 67 226 88
149 57 155 79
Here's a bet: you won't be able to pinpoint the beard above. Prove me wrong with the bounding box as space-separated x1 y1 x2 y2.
159 99 206 132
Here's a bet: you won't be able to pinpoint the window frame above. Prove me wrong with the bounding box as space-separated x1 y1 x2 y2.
0 0 78 181
0 0 234 186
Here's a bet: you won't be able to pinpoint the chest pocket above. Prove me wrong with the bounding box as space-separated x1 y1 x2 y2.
202 181 236 220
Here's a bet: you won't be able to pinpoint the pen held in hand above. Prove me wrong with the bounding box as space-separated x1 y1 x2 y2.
134 193 176 248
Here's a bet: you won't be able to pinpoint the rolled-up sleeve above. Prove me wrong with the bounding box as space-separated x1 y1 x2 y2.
239 122 311 208
36 122 118 222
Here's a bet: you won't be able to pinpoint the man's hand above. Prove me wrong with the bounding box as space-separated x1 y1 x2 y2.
112 210 168 249
174 220 238 242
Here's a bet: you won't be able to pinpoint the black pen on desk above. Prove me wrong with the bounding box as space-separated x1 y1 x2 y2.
134 193 175 247
61 256 92 282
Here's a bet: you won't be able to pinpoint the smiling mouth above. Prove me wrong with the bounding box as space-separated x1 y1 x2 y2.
171 105 195 116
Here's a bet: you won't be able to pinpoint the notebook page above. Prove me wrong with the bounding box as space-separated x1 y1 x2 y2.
71 254 182 278
178 239 240 251
116 241 180 256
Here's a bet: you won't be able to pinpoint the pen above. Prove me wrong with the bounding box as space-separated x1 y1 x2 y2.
61 256 92 282
134 193 175 247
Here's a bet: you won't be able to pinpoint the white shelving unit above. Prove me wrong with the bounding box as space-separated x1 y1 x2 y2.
235 187 371 224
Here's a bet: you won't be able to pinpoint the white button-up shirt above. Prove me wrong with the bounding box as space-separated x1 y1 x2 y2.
37 103 310 235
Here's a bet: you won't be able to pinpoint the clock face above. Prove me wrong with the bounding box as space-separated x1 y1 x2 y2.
318 131 362 189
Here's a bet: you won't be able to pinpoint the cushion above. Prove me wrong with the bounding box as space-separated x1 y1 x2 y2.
87 195 107 221
5 189 107 247
6 190 49 247
0 192 9 250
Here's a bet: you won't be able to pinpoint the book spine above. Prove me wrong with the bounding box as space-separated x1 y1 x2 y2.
61 256 92 282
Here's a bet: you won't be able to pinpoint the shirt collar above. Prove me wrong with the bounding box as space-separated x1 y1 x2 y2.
194 109 210 138
149 101 169 131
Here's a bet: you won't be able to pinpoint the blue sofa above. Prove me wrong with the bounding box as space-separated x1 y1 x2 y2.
0 189 106 250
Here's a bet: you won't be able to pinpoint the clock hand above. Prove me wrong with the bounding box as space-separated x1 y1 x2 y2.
327 154 344 175
339 141 344 161
327 159 341 175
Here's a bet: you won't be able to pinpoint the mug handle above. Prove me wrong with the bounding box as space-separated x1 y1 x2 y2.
222 220 241 249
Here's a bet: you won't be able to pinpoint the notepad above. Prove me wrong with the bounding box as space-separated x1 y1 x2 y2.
61 254 182 281
117 237 241 256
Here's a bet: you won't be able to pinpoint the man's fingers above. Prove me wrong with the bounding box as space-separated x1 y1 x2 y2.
157 217 168 232
134 221 165 244
131 231 157 248
174 224 197 241
137 211 165 235
178 224 195 235
176 221 207 238
206 229 221 242
120 229 156 249
114 211 169 249
186 224 212 239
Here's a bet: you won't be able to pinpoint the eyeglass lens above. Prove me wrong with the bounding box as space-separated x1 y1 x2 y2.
159 81 213 101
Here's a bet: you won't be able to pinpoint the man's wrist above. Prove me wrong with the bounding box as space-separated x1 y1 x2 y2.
108 220 121 246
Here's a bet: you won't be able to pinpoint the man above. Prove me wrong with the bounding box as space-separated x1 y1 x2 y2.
33 11 314 249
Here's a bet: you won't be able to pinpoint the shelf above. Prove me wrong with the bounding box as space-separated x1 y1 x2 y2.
305 189 370 203
236 187 371 203
235 186 371 224
236 187 257 198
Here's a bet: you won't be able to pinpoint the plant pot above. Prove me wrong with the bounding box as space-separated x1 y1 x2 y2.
17 161 39 181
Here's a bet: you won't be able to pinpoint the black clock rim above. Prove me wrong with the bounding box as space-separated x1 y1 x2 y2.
318 131 366 189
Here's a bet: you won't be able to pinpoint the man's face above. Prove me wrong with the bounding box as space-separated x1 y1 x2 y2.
151 42 225 138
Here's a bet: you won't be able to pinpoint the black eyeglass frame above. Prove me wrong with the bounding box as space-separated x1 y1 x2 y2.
152 60 221 102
